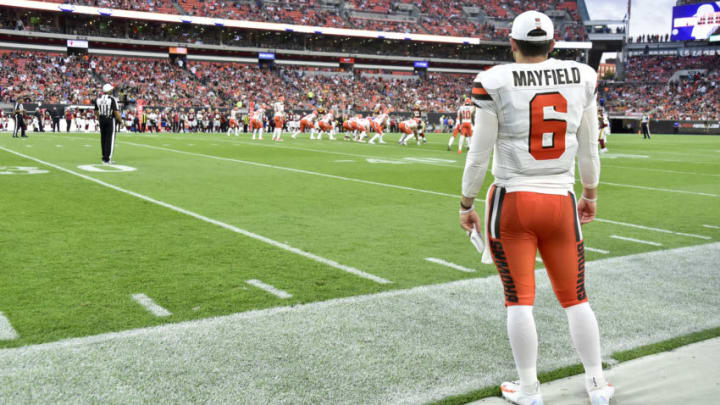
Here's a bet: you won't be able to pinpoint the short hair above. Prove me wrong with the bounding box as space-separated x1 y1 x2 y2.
515 39 553 57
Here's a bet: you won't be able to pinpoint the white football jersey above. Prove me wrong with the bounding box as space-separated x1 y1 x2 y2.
472 58 597 194
374 113 389 127
253 108 265 120
273 102 284 117
457 105 474 124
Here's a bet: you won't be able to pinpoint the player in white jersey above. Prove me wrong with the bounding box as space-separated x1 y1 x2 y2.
368 106 389 144
272 98 285 142
287 113 300 134
250 105 265 140
293 110 318 139
227 107 240 136
354 116 373 143
450 98 475 153
458 11 612 405
317 108 336 140
598 108 610 152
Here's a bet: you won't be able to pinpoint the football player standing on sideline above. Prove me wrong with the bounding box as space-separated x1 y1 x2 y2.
95 84 123 164
458 11 614 405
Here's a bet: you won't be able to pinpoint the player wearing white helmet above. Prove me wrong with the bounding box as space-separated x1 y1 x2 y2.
459 11 613 405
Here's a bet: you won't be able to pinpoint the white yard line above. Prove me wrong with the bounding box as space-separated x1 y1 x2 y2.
42 136 714 242
1 243 719 404
602 164 720 178
118 141 713 241
121 141 458 199
246 280 293 299
594 218 710 240
131 294 172 317
0 312 19 340
610 235 663 247
703 224 720 230
600 181 718 198
0 146 391 285
585 247 610 254
425 258 476 273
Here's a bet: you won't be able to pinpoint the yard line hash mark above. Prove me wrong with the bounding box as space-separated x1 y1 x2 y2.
610 235 663 247
0 146 391 285
246 280 293 299
131 294 172 317
585 247 610 254
425 258 476 273
53 137 710 242
0 312 19 340
703 224 720 230
600 182 718 198
594 218 710 240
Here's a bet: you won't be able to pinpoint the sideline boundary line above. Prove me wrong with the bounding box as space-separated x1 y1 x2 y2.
0 145 391 285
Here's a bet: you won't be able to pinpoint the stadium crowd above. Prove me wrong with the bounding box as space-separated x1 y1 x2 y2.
0 51 471 113
601 55 720 121
1 0 586 40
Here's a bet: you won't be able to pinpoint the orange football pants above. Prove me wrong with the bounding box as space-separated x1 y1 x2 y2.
486 185 588 308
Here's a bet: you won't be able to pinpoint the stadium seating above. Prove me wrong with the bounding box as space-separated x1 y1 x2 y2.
601 55 720 121
0 51 473 112
26 0 586 39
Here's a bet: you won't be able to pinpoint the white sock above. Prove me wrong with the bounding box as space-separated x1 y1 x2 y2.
369 134 379 143
566 302 606 387
507 305 539 392
458 136 465 151
448 136 454 147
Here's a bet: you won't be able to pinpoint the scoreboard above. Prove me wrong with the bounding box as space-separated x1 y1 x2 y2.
671 2 720 41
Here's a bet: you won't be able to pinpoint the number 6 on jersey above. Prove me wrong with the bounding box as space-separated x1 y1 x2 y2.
529 92 567 160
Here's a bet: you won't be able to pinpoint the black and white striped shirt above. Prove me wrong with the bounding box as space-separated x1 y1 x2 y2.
94 94 119 119
13 102 24 118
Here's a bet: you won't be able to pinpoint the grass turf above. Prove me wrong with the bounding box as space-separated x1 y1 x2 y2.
0 132 718 373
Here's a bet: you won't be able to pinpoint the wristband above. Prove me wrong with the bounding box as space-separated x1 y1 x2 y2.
581 195 597 203
459 204 475 215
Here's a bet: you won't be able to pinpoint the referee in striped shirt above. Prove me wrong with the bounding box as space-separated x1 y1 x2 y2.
95 84 123 164
12 97 28 138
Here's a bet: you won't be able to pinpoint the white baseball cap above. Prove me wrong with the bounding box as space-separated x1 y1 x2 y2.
510 10 554 42
102 83 114 93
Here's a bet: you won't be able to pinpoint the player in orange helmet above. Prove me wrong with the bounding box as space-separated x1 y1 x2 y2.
272 97 285 142
368 105 390 145
452 98 475 154
293 109 318 139
249 104 265 140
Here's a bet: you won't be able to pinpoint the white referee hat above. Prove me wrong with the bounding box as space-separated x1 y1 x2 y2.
510 11 554 42
102 83 114 93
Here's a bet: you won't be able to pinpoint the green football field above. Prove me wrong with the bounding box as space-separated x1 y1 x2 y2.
1 131 718 349
0 130 719 403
